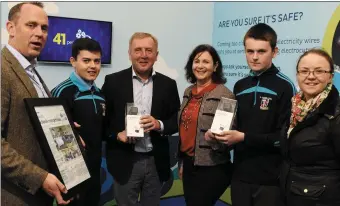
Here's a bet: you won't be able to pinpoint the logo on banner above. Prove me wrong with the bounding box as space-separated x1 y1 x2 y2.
260 96 272 110
76 29 92 39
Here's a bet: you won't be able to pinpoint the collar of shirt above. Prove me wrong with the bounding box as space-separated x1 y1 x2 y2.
6 44 37 72
132 66 156 82
249 63 277 77
69 71 99 92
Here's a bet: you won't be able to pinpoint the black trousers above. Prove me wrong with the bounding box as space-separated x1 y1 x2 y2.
231 179 284 206
182 155 232 206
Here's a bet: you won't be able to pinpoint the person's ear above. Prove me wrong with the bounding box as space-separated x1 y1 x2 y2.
272 47 279 59
70 57 76 68
6 21 16 38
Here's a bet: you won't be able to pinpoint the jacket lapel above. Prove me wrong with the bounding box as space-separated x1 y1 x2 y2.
33 67 52 97
289 113 322 137
2 47 38 97
150 72 161 116
124 67 134 103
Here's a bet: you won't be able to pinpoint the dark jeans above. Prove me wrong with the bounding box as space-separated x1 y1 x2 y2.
182 155 232 206
114 153 161 206
231 179 284 206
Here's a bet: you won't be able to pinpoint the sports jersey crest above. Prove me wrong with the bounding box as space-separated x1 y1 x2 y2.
260 96 272 110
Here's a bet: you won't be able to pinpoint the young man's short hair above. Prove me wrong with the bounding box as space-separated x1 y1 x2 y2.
243 23 277 50
71 38 102 59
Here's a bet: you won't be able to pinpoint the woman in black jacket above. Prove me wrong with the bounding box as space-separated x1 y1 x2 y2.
281 48 340 206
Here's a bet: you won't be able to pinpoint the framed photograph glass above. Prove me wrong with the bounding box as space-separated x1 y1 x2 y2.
24 98 91 199
125 103 144 137
210 97 238 134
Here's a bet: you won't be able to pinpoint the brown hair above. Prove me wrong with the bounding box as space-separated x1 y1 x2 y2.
129 32 158 50
296 48 335 73
8 2 44 22
243 23 277 51
184 44 226 84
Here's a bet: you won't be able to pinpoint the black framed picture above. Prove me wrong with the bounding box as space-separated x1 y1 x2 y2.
24 98 90 199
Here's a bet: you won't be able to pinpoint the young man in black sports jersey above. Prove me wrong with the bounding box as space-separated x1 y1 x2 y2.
51 38 105 206
207 23 296 206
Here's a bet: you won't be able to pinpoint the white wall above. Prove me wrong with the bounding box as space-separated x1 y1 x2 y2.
1 2 214 97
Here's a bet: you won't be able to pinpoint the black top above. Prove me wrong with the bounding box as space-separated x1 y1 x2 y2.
233 64 296 185
51 72 106 170
281 86 340 202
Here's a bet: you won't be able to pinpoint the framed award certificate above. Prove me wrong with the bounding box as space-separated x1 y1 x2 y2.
24 98 91 199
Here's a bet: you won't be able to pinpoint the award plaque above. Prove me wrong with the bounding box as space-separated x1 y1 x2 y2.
24 98 91 199
210 97 237 134
125 103 144 137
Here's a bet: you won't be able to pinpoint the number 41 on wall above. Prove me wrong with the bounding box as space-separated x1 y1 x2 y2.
53 33 66 45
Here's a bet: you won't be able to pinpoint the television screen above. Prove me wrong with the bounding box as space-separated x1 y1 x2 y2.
38 16 112 64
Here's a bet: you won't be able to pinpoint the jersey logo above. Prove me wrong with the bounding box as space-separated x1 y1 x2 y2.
100 103 106 116
260 96 272 110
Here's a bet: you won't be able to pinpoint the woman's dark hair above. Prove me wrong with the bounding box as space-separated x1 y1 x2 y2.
296 48 334 73
184 44 226 84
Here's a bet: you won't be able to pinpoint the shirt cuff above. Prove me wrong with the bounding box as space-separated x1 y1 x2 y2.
158 120 164 132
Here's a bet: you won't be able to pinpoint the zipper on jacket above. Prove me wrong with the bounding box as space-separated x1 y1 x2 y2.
91 90 98 114
253 80 260 106
193 96 204 166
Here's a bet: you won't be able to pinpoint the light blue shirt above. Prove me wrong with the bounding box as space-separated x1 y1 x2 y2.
6 44 49 98
132 68 164 152
71 71 97 91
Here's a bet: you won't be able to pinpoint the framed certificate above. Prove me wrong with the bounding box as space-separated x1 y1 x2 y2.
24 98 91 199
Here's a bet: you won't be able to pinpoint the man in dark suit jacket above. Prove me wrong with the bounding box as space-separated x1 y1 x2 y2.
1 2 71 205
102 32 180 206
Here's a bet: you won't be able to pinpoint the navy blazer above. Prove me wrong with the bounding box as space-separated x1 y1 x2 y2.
102 67 180 183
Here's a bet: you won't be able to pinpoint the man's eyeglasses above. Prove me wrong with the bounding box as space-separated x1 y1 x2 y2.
297 70 333 77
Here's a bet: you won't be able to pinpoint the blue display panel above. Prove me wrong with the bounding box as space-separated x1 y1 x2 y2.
38 16 112 64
